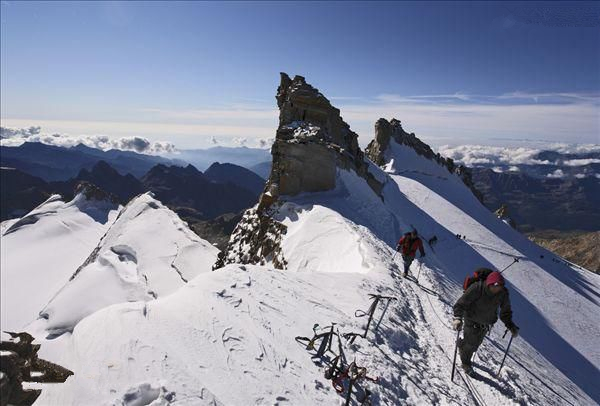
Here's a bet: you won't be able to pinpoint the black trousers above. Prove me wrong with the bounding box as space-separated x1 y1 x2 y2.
402 254 415 273
458 321 489 366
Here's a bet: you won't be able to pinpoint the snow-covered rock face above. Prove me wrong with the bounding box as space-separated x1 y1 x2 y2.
366 118 483 202
217 74 386 270
33 193 219 338
1 192 120 332
263 73 383 203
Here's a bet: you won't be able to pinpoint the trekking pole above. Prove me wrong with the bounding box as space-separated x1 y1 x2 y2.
499 257 519 274
497 329 514 376
416 262 423 284
451 330 460 382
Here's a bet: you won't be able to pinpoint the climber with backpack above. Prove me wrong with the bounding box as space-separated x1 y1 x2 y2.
396 229 425 277
452 269 519 377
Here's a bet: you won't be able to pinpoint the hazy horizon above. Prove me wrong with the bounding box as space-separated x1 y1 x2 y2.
1 2 599 151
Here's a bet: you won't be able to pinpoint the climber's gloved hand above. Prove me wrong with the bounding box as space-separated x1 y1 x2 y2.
452 318 463 331
508 323 519 338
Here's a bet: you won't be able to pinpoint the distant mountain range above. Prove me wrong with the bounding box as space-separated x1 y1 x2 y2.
166 146 271 172
4 141 598 237
472 167 600 232
0 142 272 180
444 148 600 180
0 142 186 181
140 163 260 219
1 159 265 226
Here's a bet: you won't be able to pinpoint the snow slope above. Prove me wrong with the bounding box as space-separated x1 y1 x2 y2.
381 141 600 403
30 193 219 338
4 138 598 405
1 193 120 331
32 155 599 405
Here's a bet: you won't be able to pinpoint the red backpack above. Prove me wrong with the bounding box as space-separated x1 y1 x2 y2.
462 268 494 291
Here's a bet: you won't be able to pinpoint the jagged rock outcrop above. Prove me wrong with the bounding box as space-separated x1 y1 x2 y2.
74 181 120 204
263 73 383 204
213 207 287 270
0 332 73 406
215 73 384 270
366 118 484 202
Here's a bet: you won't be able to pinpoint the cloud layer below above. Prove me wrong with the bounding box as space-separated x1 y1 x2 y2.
437 143 600 167
1 126 176 155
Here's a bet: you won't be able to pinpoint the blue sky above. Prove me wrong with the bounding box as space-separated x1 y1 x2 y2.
1 1 599 151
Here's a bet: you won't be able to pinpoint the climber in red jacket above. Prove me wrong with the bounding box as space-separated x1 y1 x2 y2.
396 229 425 277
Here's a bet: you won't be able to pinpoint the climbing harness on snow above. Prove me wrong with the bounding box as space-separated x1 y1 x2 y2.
354 294 397 338
296 324 378 404
337 360 378 406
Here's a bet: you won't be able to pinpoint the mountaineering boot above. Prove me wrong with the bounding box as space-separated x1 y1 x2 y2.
461 364 476 377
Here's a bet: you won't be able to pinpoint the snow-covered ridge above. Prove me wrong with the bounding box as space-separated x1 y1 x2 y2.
2 73 599 405
30 192 219 338
1 191 121 332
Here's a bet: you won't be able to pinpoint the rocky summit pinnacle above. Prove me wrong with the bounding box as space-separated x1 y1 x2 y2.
366 118 484 203
257 73 383 212
215 73 384 270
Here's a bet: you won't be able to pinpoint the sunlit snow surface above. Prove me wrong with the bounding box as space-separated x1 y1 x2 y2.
2 140 599 405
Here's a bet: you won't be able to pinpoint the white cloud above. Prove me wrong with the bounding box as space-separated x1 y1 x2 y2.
0 126 176 155
545 143 600 154
0 118 274 150
547 169 565 179
232 137 247 147
436 144 551 167
435 143 600 169
258 137 274 149
0 126 41 139
562 159 600 166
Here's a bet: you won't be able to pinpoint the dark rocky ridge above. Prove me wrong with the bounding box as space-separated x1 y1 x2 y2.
0 332 73 405
366 118 483 203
